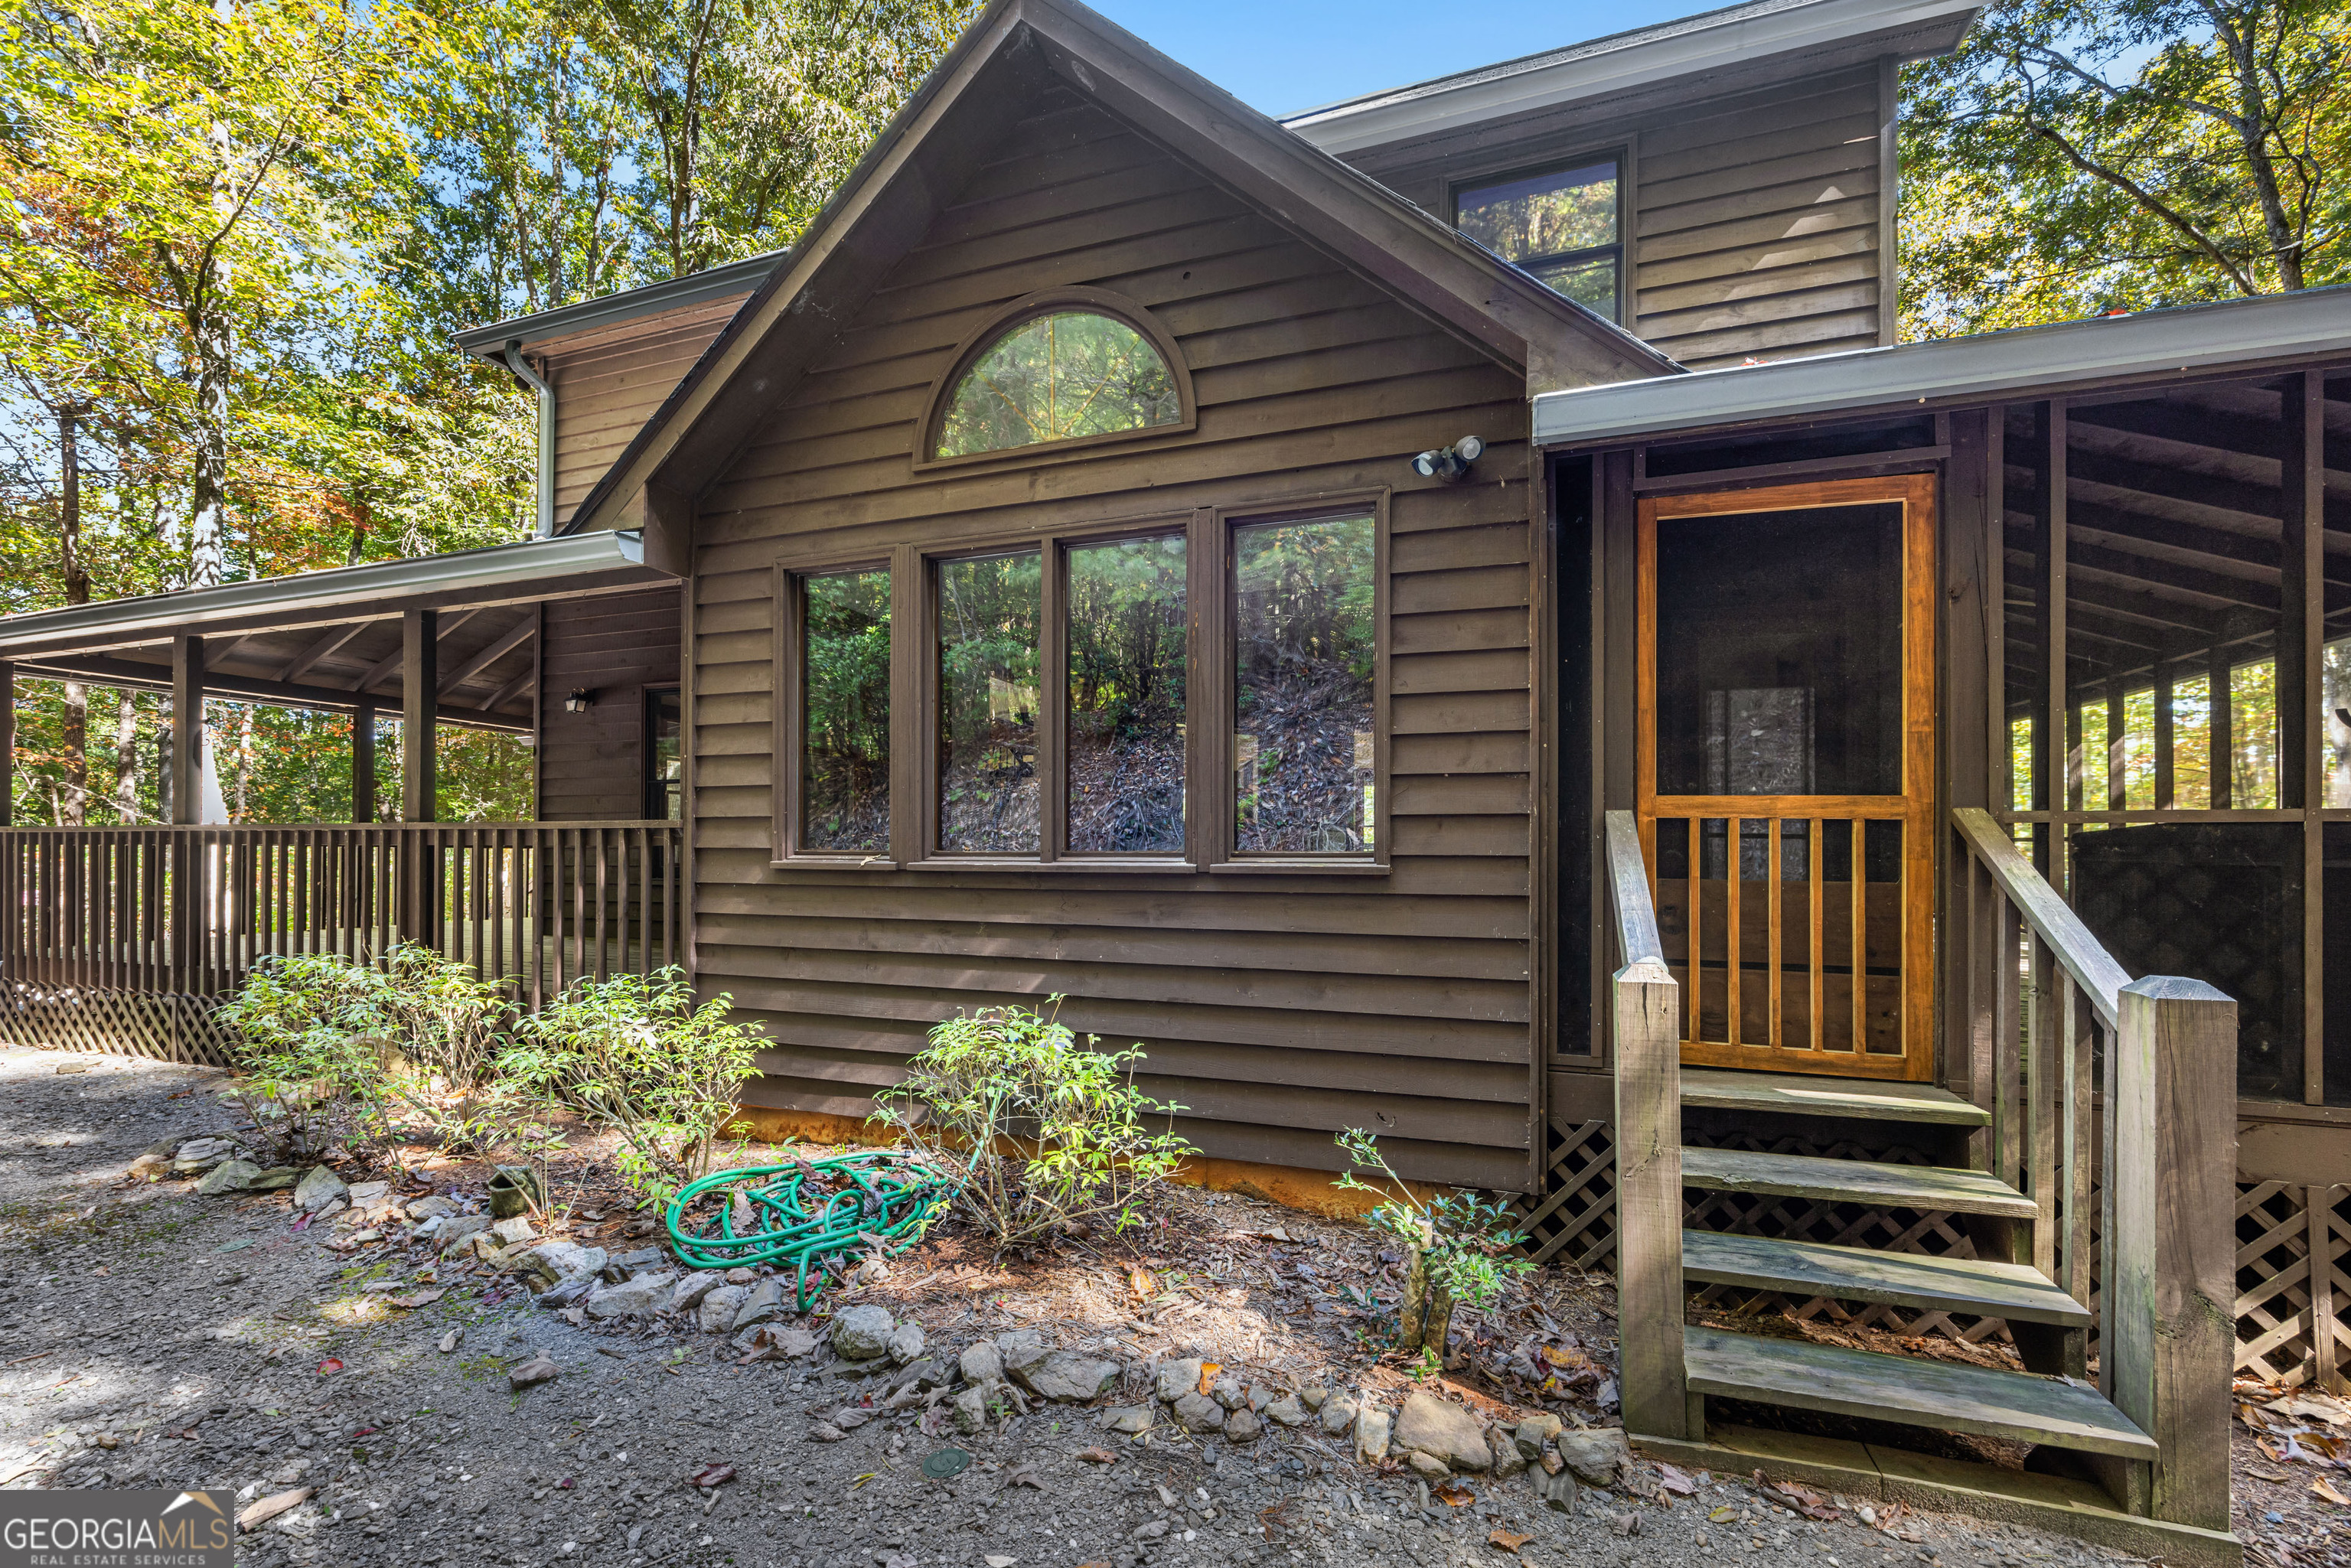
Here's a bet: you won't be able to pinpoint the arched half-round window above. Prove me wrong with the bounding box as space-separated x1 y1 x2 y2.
925 291 1190 464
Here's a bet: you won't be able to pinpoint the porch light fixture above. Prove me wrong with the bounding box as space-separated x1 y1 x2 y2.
566 688 595 713
1411 434 1485 484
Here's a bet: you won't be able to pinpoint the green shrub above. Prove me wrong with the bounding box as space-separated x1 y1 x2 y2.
869 999 1194 1253
214 951 396 1159
497 968 761 1207
1333 1128 1531 1366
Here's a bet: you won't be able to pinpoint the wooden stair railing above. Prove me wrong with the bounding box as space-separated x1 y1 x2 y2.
1607 806 2239 1548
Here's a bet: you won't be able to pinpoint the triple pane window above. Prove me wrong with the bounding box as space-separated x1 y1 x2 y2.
779 508 1380 867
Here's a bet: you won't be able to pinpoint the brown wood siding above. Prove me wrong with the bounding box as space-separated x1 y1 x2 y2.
1630 67 1885 369
548 298 745 527
538 588 683 820
1339 67 1887 372
690 90 1541 1191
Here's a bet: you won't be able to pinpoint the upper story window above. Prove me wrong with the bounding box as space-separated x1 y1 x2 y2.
935 310 1181 459
1454 158 1622 322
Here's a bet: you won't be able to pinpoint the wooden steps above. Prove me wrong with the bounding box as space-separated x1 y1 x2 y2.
1681 1146 2036 1218
1681 1067 1991 1126
1684 1230 2094 1326
1683 1325 2156 1459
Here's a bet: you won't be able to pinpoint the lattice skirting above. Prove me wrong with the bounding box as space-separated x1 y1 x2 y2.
0 985 237 1068
1520 1115 2343 1385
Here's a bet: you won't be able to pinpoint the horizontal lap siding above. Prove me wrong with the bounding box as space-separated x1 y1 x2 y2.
1632 69 1886 369
691 90 1540 1191
547 298 746 527
538 589 683 820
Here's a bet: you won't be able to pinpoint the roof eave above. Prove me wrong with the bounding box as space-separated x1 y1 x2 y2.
1284 0 1981 157
1530 286 2351 450
0 530 658 662
452 254 784 357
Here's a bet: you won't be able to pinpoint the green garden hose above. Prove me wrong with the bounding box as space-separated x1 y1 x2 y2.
664 1151 957 1312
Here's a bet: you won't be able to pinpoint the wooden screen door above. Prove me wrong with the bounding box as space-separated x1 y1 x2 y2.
1636 473 1935 1081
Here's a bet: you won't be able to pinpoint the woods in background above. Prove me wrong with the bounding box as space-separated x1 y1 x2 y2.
1902 0 2349 336
0 0 977 823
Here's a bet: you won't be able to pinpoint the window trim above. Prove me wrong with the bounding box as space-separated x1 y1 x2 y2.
912 286 1196 473
771 556 900 868
1449 149 1628 327
1203 489 1392 875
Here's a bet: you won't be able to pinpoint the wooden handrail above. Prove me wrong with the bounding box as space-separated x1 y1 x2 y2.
1603 809 1664 966
1950 806 2128 1029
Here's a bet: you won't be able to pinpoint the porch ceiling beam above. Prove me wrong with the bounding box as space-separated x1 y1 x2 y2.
8 653 530 734
2003 521 2283 615
279 619 380 684
2001 549 2233 641
481 667 537 714
356 606 480 693
2067 393 2351 474
2004 596 2165 657
2054 445 2351 536
437 614 535 696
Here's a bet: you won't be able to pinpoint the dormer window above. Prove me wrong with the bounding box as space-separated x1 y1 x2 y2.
1454 158 1622 323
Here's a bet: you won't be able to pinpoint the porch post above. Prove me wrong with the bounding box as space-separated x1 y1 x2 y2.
399 611 437 951
401 611 436 822
0 660 15 826
351 699 377 823
170 635 204 826
168 636 204 998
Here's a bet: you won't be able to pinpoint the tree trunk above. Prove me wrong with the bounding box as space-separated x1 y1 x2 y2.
1396 1242 1455 1361
59 406 88 825
111 691 141 821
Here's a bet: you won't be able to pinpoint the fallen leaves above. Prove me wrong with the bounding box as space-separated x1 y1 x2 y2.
1434 1480 1475 1507
1197 1361 1221 1396
685 1464 736 1490
1657 1462 1699 1496
1487 1527 1534 1553
1074 1448 1118 1465
1003 1464 1042 1491
1755 1471 1843 1521
315 1358 344 1377
2317 1478 2351 1507
386 1287 445 1310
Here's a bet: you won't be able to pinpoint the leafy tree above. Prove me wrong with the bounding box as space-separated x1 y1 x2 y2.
1902 0 2351 337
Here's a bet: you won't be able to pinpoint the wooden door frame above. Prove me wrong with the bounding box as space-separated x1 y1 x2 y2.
1635 472 1938 1082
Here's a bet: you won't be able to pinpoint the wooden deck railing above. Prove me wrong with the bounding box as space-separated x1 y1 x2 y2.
1950 806 2235 1527
0 820 681 1010
1605 809 1692 1442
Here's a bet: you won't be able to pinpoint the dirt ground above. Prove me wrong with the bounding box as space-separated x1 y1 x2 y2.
0 1039 2333 1568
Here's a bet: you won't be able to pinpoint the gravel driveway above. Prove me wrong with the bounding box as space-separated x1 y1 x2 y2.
0 1041 2254 1568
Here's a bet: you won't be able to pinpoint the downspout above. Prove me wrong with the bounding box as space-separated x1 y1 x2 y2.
499 342 556 538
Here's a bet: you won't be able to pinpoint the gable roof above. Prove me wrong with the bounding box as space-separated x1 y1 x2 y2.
1282 0 1981 157
452 251 785 360
565 0 1680 536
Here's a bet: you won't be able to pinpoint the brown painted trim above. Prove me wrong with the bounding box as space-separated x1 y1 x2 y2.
1528 441 1557 1195
679 580 698 989
911 285 1198 473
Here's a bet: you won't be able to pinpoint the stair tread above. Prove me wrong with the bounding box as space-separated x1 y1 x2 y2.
1681 1068 1991 1126
1684 1230 2092 1326
1684 1325 2155 1458
1681 1147 2036 1218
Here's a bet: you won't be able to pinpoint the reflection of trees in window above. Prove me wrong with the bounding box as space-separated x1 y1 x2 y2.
1067 535 1186 853
1454 161 1620 320
803 570 890 852
937 313 1179 458
938 553 1041 852
1233 515 1374 853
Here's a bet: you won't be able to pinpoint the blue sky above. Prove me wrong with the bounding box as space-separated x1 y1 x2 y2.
1087 0 1712 117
